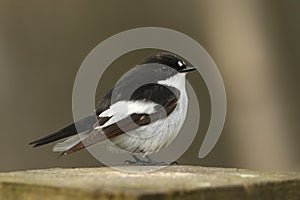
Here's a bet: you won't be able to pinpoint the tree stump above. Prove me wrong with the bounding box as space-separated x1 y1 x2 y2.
0 166 299 199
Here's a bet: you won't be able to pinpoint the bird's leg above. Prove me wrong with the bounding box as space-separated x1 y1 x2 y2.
132 155 143 162
124 155 179 166
124 155 147 165
145 155 178 166
145 155 154 163
124 155 156 165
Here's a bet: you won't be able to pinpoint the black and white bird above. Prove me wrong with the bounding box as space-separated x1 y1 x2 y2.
29 52 196 165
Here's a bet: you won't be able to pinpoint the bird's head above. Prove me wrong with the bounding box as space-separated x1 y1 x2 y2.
140 52 196 74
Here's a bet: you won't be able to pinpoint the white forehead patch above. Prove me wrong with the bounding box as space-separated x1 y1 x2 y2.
178 61 185 67
178 61 183 67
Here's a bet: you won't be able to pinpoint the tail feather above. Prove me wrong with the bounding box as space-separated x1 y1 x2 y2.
29 115 97 147
52 131 90 152
29 123 78 147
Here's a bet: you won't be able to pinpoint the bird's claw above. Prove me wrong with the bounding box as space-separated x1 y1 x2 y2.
124 158 178 166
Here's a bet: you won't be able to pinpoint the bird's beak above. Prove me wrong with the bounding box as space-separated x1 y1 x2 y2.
179 66 196 73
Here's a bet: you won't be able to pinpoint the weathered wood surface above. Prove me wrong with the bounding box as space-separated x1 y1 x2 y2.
0 166 299 200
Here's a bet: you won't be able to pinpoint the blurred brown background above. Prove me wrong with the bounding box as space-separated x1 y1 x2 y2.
0 0 299 172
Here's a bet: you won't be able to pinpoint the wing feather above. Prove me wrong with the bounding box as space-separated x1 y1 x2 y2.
64 98 178 154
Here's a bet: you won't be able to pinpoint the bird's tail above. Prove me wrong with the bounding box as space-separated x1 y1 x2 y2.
29 115 97 147
52 131 90 152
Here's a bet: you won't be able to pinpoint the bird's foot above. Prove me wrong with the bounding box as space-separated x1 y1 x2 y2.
124 155 178 166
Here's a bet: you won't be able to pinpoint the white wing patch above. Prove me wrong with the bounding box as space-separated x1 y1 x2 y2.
97 100 158 128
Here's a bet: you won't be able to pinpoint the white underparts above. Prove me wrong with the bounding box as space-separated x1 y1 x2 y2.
158 73 186 90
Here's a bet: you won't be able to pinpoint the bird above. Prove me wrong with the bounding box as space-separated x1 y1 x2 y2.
29 52 196 165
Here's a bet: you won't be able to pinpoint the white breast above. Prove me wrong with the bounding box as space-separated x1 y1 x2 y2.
109 73 188 154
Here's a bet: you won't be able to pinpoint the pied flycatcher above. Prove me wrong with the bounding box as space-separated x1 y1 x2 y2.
30 52 196 165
